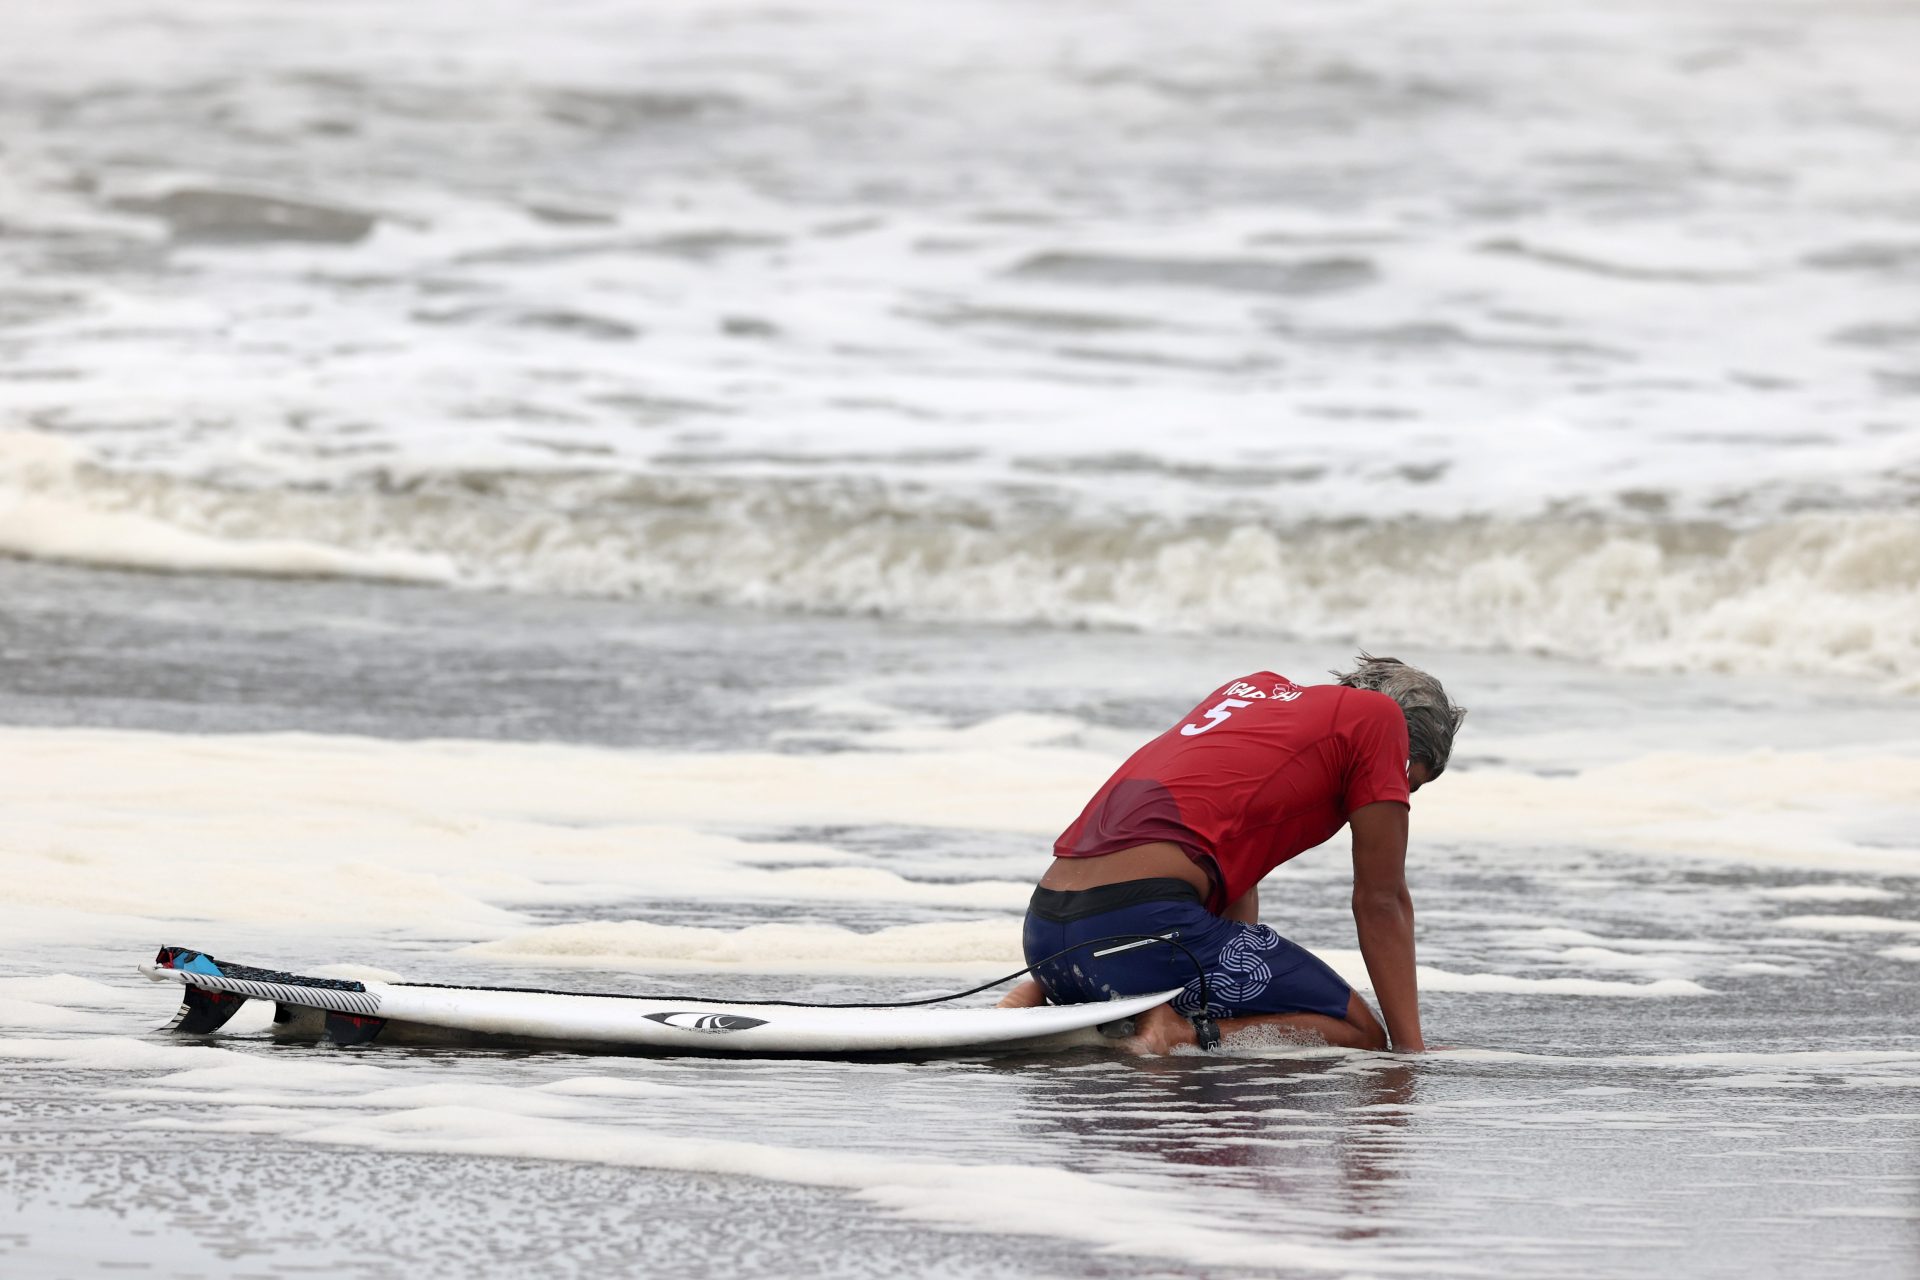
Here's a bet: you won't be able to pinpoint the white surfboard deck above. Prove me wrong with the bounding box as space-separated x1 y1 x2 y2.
140 946 1181 1055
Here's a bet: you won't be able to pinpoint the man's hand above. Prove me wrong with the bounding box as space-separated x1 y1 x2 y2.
1350 800 1424 1052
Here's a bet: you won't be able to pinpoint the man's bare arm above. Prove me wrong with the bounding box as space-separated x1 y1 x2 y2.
1223 885 1259 926
1350 801 1423 1052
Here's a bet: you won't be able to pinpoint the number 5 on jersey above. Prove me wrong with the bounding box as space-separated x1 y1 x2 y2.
1180 697 1251 736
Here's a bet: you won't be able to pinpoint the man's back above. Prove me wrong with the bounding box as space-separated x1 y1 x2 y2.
1054 672 1410 907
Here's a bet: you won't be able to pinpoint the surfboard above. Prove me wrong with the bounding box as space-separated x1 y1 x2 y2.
139 945 1180 1055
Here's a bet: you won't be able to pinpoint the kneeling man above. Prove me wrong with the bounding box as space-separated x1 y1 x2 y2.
1000 655 1464 1054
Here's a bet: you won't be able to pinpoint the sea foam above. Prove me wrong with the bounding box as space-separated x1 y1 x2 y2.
1 726 1913 991
3 433 1915 688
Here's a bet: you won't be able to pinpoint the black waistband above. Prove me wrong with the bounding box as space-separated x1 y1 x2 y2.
1027 877 1202 923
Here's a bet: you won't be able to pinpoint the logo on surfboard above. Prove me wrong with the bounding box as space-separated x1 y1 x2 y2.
643 1012 769 1033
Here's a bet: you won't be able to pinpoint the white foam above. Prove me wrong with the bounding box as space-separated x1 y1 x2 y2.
309 963 409 984
354 1084 594 1117
0 974 124 1005
1775 915 1920 935
1418 752 1920 873
99 1053 659 1121
1756 885 1901 902
268 1106 1410 1273
0 724 1912 1006
1609 1050 1920 1071
98 1055 684 1128
0 1035 236 1071
468 919 1022 974
1877 946 1920 962
1319 950 1711 998
0 998 110 1030
133 1057 392 1093
1425 1048 1920 1074
0 725 1092 953
0 434 452 584
8 437 1915 688
0 493 457 584
535 1076 689 1099
1426 974 1711 998
1490 929 1734 955
1541 947 1703 973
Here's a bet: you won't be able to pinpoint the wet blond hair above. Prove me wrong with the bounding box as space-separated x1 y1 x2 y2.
1332 653 1467 778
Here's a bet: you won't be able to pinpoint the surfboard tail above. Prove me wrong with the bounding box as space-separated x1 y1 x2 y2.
146 944 387 1044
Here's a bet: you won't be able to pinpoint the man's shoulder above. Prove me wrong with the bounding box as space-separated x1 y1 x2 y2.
1331 687 1409 745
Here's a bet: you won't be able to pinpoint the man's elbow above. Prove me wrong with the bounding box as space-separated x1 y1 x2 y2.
1351 886 1411 920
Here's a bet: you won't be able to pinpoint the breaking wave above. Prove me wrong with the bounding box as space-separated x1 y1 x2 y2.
5 433 1914 689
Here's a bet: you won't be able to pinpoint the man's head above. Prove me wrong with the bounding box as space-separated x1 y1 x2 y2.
1331 653 1466 785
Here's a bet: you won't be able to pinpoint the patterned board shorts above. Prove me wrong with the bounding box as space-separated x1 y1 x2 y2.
1021 877 1354 1020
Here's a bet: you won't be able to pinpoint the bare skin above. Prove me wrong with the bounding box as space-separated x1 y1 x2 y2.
999 764 1432 1055
994 842 1214 1009
1121 990 1387 1054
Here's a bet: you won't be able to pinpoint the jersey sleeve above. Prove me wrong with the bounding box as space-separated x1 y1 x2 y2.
1341 691 1412 813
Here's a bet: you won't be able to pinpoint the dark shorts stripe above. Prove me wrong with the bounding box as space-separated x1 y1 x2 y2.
1027 877 1200 922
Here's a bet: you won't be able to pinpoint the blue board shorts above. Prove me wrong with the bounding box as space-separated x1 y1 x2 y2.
1022 878 1353 1020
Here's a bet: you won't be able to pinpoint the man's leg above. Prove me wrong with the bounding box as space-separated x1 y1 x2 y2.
1124 991 1388 1054
1119 918 1386 1053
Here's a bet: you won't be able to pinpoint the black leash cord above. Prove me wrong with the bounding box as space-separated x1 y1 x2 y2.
671 933 1219 1048
397 935 1224 1047
794 932 1211 1012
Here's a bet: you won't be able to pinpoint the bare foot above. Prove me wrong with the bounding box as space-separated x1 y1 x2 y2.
996 978 1047 1009
1117 1003 1197 1055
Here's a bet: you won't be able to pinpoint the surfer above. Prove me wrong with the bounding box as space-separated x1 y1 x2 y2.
998 655 1464 1055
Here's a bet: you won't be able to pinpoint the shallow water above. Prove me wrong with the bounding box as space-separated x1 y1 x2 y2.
1 562 1916 1278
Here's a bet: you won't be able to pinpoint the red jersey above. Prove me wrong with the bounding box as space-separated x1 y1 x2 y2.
1054 672 1411 912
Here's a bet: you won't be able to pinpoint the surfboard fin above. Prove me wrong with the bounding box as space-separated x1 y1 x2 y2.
154 947 250 1034
166 984 249 1035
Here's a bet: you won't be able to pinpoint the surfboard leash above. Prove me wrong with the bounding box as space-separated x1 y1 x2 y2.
732 932 1222 1050
386 938 1224 1049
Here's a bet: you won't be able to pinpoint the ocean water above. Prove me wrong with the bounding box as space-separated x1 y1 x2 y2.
1 0 1918 1276
0 0 1916 683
